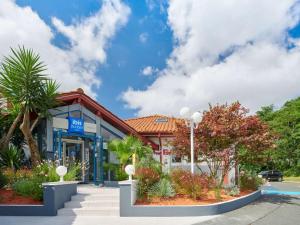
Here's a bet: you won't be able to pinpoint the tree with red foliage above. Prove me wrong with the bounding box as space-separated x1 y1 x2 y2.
173 102 275 187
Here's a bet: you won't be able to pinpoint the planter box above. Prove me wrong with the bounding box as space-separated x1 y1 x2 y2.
0 181 77 216
119 180 262 217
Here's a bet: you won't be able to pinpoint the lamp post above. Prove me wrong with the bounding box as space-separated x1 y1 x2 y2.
179 107 202 174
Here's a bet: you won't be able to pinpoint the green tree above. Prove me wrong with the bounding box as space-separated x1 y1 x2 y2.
257 98 300 175
0 47 59 166
108 135 152 170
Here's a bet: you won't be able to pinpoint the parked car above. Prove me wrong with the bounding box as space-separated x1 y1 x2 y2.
258 170 283 181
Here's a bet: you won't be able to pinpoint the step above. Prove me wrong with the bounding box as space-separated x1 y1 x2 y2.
57 207 119 216
71 194 118 201
65 200 119 208
77 189 120 194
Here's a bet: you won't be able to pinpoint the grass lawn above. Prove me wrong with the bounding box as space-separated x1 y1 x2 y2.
284 176 300 182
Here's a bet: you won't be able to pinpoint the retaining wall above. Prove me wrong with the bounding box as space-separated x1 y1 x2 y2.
119 180 262 217
0 181 77 216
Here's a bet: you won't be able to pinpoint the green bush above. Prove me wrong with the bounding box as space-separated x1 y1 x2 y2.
148 178 175 198
239 172 263 191
64 163 81 181
12 179 43 200
0 146 25 170
283 166 300 177
104 163 128 181
227 186 240 196
0 170 8 188
11 161 81 200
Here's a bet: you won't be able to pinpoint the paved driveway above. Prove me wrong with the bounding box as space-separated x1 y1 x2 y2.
194 182 300 225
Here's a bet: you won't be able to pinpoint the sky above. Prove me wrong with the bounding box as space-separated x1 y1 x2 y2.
0 0 300 119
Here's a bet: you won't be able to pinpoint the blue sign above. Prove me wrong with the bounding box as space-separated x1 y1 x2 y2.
68 117 84 134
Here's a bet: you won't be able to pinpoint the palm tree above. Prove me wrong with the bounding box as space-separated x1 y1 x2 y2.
108 136 152 170
0 46 59 166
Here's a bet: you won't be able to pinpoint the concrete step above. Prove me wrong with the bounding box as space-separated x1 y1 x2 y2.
57 207 119 216
65 200 119 208
71 194 118 201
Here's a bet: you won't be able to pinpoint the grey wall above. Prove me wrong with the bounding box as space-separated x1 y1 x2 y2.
119 180 262 217
0 181 77 216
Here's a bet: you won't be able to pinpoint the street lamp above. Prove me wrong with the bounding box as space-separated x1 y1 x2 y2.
179 107 202 174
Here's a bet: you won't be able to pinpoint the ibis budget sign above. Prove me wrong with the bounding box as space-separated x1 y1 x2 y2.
68 117 84 134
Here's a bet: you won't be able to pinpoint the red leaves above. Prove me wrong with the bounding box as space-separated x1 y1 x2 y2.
173 102 275 185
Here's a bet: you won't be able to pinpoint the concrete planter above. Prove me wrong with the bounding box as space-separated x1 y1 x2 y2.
0 181 77 216
119 180 262 217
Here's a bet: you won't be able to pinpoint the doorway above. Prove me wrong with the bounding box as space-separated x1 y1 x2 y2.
62 138 89 183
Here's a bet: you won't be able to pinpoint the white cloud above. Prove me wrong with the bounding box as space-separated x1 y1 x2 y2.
0 0 130 97
141 66 158 76
139 32 148 43
123 0 300 116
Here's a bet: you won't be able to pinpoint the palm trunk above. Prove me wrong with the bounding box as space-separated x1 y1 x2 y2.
0 110 23 151
20 111 41 167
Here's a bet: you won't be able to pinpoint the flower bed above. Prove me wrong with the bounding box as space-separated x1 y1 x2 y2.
135 190 253 206
0 189 42 205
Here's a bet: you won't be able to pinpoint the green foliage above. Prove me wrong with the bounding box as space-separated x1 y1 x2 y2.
135 155 162 174
0 170 8 188
12 179 43 200
108 135 152 169
257 98 300 173
33 160 80 182
0 46 59 166
239 171 263 191
64 163 81 181
0 146 24 170
227 186 240 197
148 178 175 198
104 163 128 181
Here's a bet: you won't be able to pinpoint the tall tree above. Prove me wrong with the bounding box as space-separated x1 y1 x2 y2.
173 102 274 186
0 47 59 166
257 98 300 174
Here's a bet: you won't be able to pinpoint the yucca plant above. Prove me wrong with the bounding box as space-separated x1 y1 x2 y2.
0 145 24 171
0 46 59 166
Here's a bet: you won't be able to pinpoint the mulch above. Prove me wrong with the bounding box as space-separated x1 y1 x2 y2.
0 189 42 205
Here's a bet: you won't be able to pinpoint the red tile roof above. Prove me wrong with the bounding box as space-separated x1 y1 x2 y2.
57 89 159 149
125 115 182 135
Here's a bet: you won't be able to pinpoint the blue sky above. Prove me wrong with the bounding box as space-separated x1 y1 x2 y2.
16 0 172 119
1 0 300 118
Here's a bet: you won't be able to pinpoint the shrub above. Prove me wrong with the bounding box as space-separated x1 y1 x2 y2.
0 146 25 170
239 171 263 191
2 168 15 186
135 167 160 198
148 178 175 198
104 163 129 181
15 168 33 180
0 170 8 188
171 169 210 199
227 186 240 196
64 163 81 181
12 179 43 200
283 166 300 177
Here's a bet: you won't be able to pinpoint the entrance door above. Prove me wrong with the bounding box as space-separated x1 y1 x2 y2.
62 138 89 183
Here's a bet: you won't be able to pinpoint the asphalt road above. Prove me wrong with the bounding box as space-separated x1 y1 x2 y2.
194 182 300 225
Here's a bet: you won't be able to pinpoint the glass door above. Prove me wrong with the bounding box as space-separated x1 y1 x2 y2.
62 138 89 183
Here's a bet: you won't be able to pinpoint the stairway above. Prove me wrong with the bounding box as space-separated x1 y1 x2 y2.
57 184 119 216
